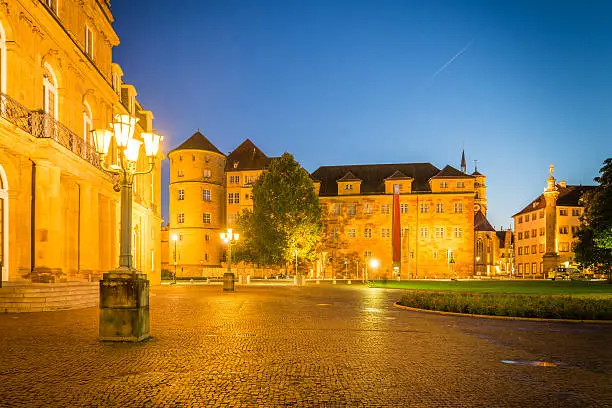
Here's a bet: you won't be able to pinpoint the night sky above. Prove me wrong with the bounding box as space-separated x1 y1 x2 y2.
110 0 612 228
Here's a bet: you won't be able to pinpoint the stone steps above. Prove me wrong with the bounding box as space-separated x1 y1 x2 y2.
0 282 99 313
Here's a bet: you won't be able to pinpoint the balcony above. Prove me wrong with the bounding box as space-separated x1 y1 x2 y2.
0 93 101 169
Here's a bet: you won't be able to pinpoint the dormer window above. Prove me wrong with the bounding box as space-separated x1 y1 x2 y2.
457 181 465 188
233 161 239 169
440 181 448 189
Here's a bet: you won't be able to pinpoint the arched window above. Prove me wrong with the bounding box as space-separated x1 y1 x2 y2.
0 164 8 282
43 63 58 119
476 239 484 262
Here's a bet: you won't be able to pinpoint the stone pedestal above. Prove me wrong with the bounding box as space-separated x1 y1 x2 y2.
542 253 559 279
99 270 149 342
223 272 235 292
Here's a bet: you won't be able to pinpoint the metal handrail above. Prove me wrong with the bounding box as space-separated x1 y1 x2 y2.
0 93 101 169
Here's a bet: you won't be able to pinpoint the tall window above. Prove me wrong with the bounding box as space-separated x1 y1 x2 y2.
419 227 428 238
202 189 211 201
202 213 211 224
177 213 184 223
177 189 184 200
43 63 58 119
419 203 429 213
228 192 240 204
348 228 356 238
0 22 5 98
476 239 484 260
435 227 444 239
85 24 94 59
381 228 390 238
381 204 390 214
400 203 408 214
348 204 356 215
454 202 463 213
45 0 58 14
83 101 93 146
363 204 372 214
436 203 444 213
363 228 372 238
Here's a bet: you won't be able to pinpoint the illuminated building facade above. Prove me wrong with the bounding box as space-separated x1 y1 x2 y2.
513 166 594 278
0 1 162 284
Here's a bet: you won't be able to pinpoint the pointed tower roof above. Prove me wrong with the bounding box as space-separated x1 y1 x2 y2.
170 131 224 155
474 210 495 231
461 149 467 173
226 138 271 171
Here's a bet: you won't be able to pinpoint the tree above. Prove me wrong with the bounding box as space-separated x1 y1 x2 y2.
575 158 612 282
232 153 322 269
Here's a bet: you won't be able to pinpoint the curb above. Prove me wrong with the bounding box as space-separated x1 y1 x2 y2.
393 302 612 324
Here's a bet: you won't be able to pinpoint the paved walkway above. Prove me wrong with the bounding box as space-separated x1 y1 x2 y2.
0 284 611 407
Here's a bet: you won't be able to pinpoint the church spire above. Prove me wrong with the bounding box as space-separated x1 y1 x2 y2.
460 149 466 173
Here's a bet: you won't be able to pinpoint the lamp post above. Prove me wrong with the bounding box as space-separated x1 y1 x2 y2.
220 228 239 291
93 114 162 342
369 258 380 282
171 234 178 284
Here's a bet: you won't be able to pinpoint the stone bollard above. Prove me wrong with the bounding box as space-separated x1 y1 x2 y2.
246 275 251 285
238 275 243 285
223 272 235 292
316 279 320 284
348 280 352 285
332 278 336 285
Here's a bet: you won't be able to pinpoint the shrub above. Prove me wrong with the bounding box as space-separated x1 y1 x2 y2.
398 291 612 320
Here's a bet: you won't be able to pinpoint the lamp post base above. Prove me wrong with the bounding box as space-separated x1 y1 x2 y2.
223 272 235 292
99 268 150 342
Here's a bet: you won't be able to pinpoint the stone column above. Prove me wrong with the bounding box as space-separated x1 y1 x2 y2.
33 161 63 282
542 165 559 278
79 184 99 280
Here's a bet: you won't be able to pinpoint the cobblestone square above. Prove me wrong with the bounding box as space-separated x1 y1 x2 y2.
1 284 611 407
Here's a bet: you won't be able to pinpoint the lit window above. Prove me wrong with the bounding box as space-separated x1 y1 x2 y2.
85 25 94 59
435 227 444 239
440 181 448 189
202 189 211 201
203 170 211 178
453 227 463 238
559 242 569 252
456 181 465 188
348 204 356 216
331 204 340 215
364 228 372 238
228 192 240 204
454 202 463 213
178 189 184 200
419 227 428 238
436 203 444 213
363 204 372 214
419 203 429 213
177 213 185 223
559 209 568 216
202 213 211 224
400 203 408 214
43 64 58 119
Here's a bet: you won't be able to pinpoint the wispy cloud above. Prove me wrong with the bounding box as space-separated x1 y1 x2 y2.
431 41 473 79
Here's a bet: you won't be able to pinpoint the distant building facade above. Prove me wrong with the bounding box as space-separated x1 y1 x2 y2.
0 1 162 284
513 166 594 278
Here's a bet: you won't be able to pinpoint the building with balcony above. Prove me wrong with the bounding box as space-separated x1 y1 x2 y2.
0 1 162 287
513 166 594 278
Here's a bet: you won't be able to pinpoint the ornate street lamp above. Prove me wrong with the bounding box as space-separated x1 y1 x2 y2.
220 228 239 291
369 258 379 282
93 114 162 342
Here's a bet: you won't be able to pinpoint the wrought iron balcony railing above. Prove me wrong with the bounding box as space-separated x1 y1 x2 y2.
0 93 101 169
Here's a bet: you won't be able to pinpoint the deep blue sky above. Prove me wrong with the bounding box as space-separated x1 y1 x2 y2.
111 0 611 229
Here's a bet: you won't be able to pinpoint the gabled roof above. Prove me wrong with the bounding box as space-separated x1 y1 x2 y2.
226 139 272 171
170 131 224 155
337 171 361 182
431 165 473 178
474 210 495 231
385 170 411 180
513 185 596 217
310 163 440 196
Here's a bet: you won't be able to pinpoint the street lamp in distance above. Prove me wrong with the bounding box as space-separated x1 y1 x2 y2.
220 228 239 291
171 233 178 284
368 258 379 282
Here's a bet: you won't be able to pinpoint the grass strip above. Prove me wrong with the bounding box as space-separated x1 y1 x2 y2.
398 291 612 320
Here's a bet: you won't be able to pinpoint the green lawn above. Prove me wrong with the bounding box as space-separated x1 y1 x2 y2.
372 280 612 298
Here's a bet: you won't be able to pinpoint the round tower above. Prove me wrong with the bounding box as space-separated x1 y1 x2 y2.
168 131 226 277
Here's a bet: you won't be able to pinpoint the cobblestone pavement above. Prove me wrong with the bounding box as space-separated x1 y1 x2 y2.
1 284 611 407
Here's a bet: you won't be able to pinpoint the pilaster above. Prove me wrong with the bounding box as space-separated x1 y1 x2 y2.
79 183 100 279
